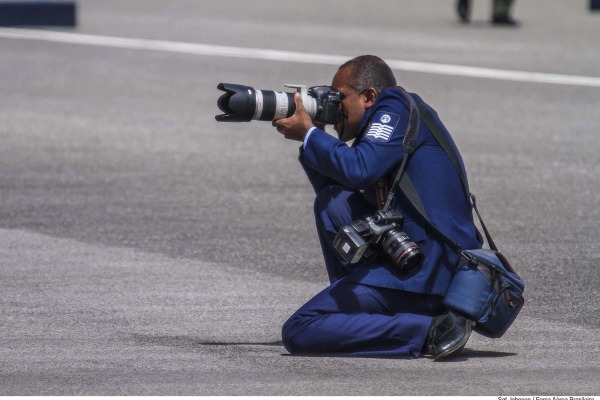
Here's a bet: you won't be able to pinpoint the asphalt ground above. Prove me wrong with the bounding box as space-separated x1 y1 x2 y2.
0 0 599 395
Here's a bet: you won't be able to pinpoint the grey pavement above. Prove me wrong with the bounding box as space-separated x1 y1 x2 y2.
0 0 599 395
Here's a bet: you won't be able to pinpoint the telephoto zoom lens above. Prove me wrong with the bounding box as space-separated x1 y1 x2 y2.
216 83 297 122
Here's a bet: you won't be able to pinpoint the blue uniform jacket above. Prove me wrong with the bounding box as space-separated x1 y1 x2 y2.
300 86 482 296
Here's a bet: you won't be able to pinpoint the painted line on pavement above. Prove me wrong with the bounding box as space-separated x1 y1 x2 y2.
1 28 600 88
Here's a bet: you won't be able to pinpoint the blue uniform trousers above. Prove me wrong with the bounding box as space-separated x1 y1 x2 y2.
281 185 445 357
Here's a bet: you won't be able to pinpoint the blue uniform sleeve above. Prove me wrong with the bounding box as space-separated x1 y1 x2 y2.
301 94 409 190
298 146 335 193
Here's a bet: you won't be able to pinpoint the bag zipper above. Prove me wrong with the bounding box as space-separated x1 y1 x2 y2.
490 284 510 307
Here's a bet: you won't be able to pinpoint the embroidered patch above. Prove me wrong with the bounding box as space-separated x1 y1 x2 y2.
365 111 401 142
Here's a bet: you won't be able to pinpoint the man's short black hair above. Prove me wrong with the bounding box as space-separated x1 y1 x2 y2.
339 55 397 94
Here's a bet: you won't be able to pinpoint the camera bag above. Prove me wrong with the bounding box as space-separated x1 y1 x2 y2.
390 95 525 338
444 247 524 338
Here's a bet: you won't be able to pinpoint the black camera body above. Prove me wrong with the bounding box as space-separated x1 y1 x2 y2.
333 209 424 272
305 85 341 125
215 83 341 125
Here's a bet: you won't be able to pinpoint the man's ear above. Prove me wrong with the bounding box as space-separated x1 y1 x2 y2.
363 88 378 109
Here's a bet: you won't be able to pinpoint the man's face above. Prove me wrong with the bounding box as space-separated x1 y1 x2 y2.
331 65 369 142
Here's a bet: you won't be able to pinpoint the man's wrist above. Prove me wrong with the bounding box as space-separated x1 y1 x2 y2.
303 127 317 148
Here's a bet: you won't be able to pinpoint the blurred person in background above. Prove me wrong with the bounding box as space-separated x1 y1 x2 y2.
457 0 519 26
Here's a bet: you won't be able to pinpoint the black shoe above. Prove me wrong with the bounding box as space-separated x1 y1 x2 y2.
492 15 520 26
457 0 470 23
427 311 474 361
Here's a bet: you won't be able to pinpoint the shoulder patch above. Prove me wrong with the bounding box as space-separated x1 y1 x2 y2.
365 111 401 143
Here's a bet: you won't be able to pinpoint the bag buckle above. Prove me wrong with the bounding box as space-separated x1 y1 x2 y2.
462 251 478 266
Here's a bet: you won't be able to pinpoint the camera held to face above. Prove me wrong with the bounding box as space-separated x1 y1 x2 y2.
333 209 424 272
215 83 341 125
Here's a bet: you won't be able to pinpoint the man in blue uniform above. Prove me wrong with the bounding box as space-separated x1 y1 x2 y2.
272 55 482 360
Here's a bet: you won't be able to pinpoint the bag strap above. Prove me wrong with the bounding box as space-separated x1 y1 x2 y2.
470 193 497 251
380 87 420 211
399 97 498 253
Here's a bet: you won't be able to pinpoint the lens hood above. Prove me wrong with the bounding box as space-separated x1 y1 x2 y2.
215 83 256 122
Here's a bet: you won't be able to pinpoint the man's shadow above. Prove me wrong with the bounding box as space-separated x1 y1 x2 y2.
132 333 516 361
132 333 283 348
281 348 516 361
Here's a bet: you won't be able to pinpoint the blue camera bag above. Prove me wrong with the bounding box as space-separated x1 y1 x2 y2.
443 249 525 338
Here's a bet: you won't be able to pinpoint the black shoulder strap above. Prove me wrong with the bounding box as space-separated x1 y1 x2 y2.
399 97 498 253
418 104 470 197
380 87 420 211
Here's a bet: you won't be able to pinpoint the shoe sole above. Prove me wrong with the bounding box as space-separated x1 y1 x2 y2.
433 321 475 361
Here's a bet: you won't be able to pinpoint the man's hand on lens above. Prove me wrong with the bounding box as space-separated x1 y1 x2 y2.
272 92 315 142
